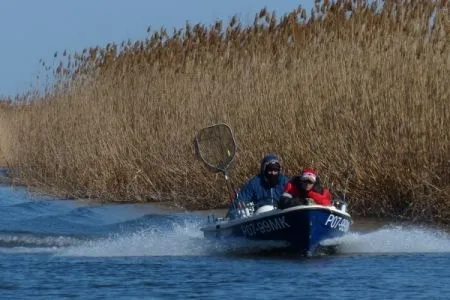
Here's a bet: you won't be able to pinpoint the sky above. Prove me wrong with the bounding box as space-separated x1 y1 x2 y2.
0 0 313 98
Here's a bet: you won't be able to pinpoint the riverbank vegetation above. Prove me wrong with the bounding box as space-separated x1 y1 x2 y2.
0 1 448 223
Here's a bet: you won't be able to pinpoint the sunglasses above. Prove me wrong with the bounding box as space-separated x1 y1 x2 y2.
266 165 280 173
266 170 280 174
302 180 314 185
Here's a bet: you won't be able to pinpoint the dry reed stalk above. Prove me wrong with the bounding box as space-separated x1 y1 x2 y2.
0 1 449 223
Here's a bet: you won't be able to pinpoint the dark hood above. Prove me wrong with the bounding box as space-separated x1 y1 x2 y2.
259 153 281 175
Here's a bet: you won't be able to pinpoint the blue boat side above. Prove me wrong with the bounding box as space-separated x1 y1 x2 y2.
202 206 351 255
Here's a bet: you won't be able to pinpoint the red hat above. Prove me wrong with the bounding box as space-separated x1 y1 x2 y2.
300 168 317 183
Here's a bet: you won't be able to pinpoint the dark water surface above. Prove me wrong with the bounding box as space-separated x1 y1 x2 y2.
1 183 450 299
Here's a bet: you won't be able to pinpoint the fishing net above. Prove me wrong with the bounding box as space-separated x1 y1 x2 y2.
195 124 236 173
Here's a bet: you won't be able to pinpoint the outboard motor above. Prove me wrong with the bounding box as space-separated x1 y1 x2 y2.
237 201 255 217
228 201 255 219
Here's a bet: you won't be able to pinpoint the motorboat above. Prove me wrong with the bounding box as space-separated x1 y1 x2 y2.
201 201 351 256
194 123 351 256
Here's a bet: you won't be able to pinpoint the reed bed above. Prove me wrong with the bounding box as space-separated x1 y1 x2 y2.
0 1 448 223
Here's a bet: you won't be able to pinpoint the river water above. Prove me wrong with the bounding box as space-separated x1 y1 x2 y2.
1 179 450 299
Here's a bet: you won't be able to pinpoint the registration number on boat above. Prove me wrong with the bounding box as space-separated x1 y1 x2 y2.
324 214 350 232
240 216 290 237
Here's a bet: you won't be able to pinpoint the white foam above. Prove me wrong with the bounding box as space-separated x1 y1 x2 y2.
0 234 81 247
0 247 59 254
58 219 208 257
328 225 450 254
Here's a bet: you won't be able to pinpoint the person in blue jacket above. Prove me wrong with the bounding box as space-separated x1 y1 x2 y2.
229 154 289 217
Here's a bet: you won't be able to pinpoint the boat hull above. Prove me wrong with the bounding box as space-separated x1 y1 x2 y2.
201 205 351 256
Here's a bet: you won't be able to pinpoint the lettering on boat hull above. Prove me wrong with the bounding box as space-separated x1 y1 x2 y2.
240 216 290 237
324 214 350 232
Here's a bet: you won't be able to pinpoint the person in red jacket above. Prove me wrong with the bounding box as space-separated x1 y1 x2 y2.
278 168 332 208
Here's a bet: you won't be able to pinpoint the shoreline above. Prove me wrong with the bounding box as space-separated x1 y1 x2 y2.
1 166 448 228
0 167 10 184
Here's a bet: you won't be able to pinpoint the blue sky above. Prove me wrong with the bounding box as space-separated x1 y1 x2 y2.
0 0 313 98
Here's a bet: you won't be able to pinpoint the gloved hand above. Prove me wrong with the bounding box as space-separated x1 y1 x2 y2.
278 196 301 209
305 198 316 205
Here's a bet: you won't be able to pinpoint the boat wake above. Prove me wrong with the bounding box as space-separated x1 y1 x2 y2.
2 212 450 258
0 218 450 257
58 218 208 257
0 231 86 254
323 225 450 255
